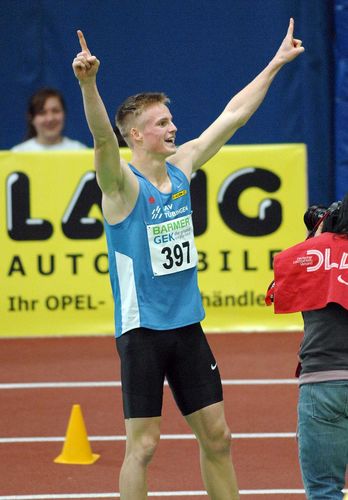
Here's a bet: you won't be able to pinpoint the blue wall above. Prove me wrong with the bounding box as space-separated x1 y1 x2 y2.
1 0 335 204
335 0 348 201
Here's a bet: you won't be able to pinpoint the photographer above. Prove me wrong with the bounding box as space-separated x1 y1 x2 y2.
266 193 348 500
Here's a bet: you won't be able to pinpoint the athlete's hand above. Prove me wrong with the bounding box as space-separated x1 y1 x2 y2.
273 18 304 65
72 30 100 82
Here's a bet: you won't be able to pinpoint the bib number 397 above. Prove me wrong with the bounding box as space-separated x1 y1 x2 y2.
147 214 198 276
162 241 190 269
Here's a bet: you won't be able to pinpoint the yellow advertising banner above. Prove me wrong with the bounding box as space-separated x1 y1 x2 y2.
0 145 306 337
196 144 307 332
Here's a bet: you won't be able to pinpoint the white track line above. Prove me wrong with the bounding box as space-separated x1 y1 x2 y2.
0 490 318 499
5 489 341 498
0 379 297 390
0 381 122 389
0 432 296 444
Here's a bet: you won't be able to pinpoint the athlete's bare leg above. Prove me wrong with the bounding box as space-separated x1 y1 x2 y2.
119 416 161 500
186 401 240 500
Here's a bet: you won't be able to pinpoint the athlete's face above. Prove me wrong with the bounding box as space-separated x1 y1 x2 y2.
32 96 65 145
133 103 177 156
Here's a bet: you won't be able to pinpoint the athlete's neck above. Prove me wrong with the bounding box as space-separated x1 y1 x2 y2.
131 152 172 192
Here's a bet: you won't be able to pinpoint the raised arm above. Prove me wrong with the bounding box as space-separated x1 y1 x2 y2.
172 18 304 175
72 31 138 223
72 32 119 191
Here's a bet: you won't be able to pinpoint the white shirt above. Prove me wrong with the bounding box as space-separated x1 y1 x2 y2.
11 137 88 151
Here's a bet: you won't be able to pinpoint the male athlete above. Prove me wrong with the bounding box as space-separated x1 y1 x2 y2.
72 20 304 499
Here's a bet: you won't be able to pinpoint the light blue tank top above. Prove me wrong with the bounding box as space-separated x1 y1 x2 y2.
104 162 205 337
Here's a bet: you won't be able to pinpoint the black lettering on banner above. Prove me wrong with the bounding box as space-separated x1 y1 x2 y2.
220 250 231 271
243 250 258 271
7 172 53 241
62 172 103 239
38 255 54 275
191 170 207 236
66 254 83 274
197 251 208 272
201 290 266 308
94 253 109 274
46 296 59 310
8 255 26 276
8 296 39 311
218 167 282 236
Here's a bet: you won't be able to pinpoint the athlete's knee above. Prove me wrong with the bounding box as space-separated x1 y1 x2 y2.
200 422 232 458
128 432 161 466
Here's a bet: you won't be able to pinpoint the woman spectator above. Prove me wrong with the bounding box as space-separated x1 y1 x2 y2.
12 88 87 151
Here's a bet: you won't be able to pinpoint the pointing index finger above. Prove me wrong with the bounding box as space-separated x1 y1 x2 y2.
77 30 90 55
287 17 294 37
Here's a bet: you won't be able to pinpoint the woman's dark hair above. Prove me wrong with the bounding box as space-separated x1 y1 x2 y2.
322 192 348 236
26 88 66 139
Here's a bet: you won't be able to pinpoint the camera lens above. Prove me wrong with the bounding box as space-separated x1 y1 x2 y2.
303 205 328 231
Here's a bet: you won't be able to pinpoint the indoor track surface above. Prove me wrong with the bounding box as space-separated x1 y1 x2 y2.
1 332 347 499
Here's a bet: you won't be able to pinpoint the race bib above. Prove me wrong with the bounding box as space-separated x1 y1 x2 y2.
147 214 198 276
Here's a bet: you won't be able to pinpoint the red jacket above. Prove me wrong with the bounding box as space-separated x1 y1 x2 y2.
271 232 348 313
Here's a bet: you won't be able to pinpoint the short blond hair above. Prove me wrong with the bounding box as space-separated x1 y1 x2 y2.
115 92 170 147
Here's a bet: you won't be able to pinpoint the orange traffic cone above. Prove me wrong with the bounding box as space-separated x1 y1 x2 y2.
54 404 100 464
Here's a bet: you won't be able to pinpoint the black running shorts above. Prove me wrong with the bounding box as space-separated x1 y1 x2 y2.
116 323 223 418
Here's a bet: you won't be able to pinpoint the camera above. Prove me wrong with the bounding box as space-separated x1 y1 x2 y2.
304 201 342 233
